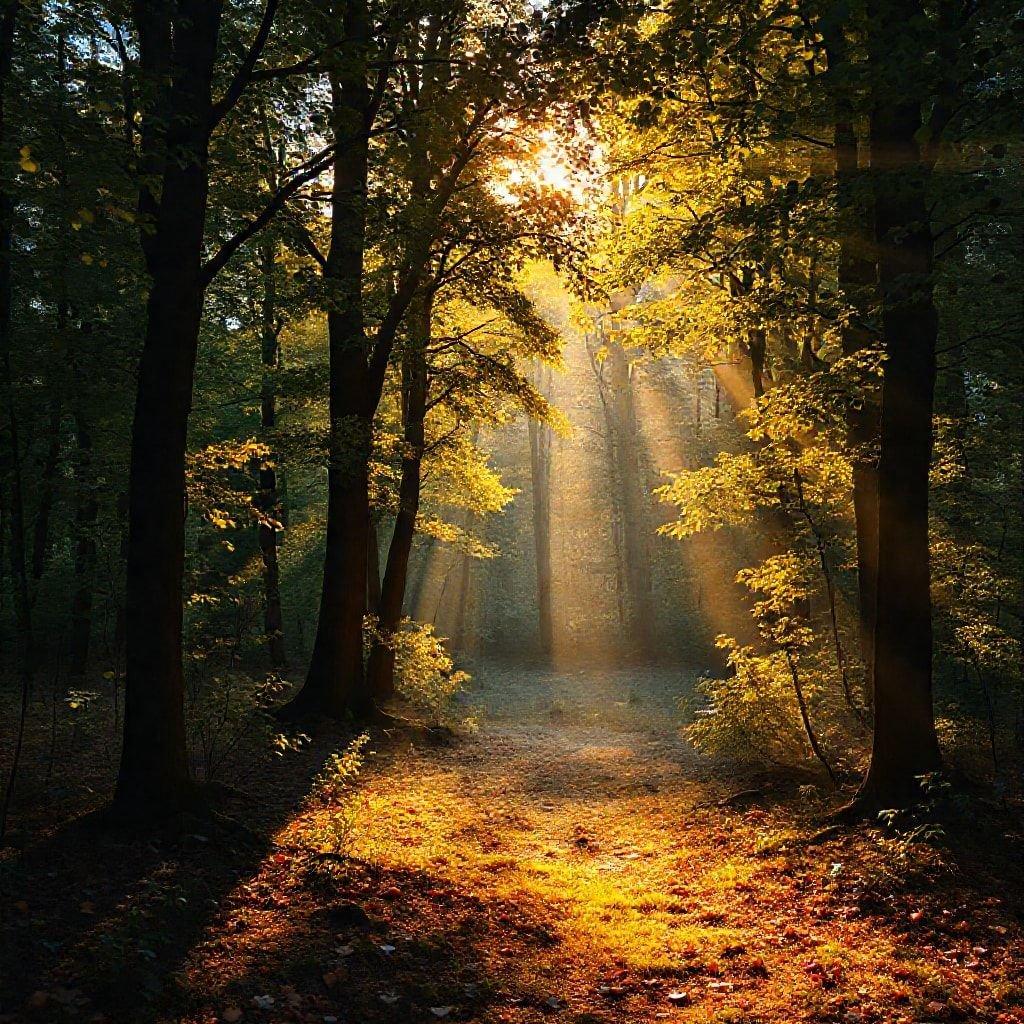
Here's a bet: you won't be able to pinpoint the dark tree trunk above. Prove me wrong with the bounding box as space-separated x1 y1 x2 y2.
747 328 767 400
69 325 99 681
112 489 128 666
68 407 98 681
32 32 71 584
528 361 554 661
0 0 32 844
257 240 287 667
824 21 881 690
285 0 465 719
367 517 382 615
31 398 62 580
854 50 942 811
0 0 28 667
293 12 374 719
367 294 430 704
114 1 222 813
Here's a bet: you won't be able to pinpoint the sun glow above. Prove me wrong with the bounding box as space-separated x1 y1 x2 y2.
493 126 602 207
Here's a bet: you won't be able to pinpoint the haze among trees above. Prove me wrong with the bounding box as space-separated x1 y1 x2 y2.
0 1 1021 1022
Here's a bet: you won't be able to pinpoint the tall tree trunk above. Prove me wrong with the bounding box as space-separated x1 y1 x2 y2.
528 361 554 661
853 17 942 810
586 333 628 636
292 8 373 719
31 398 62 580
0 0 28 663
284 1 463 718
114 1 222 812
824 20 881 691
607 342 655 653
367 517 382 615
68 403 98 681
0 0 32 844
31 31 71 584
257 240 287 667
367 293 430 704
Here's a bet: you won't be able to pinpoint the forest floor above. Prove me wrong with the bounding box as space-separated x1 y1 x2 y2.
2 664 1023 1024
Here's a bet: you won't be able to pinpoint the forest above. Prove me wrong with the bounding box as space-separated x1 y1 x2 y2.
0 0 1022 1022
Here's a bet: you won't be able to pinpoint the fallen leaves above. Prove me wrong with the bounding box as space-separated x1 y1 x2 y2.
12 720 1022 1024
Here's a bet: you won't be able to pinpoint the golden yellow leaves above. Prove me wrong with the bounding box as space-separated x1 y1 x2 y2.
18 145 38 172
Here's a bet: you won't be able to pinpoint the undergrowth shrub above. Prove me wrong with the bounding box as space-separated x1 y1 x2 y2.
387 619 471 727
301 732 370 854
186 668 304 780
683 553 864 779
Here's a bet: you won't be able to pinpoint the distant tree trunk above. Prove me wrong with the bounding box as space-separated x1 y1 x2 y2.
607 343 655 653
586 334 628 634
747 327 767 400
32 30 71 584
367 292 430 704
451 539 472 651
0 0 28 662
257 240 287 668
528 361 554 661
367 517 382 615
853 30 942 811
68 403 98 681
407 538 434 620
114 1 222 813
31 398 62 580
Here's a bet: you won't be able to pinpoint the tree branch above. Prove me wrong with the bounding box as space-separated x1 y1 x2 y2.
200 145 334 287
209 0 279 130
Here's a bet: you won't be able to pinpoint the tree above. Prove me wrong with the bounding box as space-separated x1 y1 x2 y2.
286 0 569 718
114 0 330 812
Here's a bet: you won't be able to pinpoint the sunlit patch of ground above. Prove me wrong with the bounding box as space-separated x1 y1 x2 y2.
167 687 1023 1024
4 669 1022 1024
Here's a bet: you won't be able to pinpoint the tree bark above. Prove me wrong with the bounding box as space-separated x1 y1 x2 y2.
283 1 473 719
853 19 943 809
257 240 287 667
30 398 62 580
114 0 222 812
68 402 98 681
823 20 881 691
0 0 29 671
367 292 430 704
606 343 655 653
292 6 374 718
528 361 554 661
0 0 32 844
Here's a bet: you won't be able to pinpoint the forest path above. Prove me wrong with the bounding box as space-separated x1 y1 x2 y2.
174 671 1022 1024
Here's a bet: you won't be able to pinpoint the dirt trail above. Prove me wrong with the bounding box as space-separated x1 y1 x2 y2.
5 668 1021 1024
175 682 1023 1024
